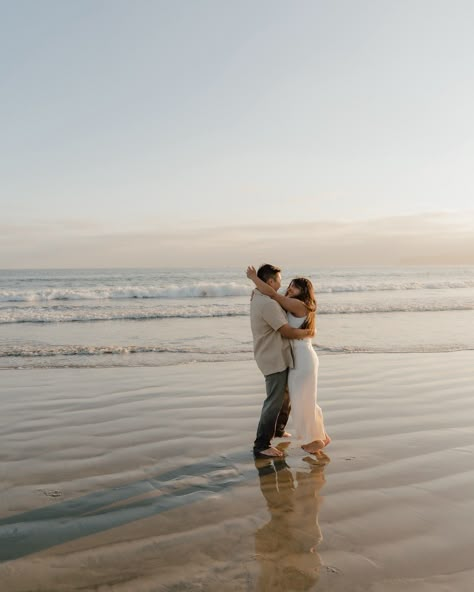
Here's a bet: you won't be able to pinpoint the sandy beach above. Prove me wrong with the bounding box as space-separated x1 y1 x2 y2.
1 351 473 591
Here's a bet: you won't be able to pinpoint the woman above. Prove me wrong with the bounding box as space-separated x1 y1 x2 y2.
247 266 330 454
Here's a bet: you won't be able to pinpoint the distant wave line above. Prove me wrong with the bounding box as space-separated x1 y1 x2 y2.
0 311 248 324
0 345 254 358
316 344 474 354
0 303 472 324
1 344 473 367
1 279 474 302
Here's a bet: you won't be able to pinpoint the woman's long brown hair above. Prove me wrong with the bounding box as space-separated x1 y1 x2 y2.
288 277 317 333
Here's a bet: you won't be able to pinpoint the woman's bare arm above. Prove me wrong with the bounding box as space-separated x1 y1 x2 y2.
246 266 307 317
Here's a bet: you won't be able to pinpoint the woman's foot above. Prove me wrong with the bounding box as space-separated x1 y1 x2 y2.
301 440 325 454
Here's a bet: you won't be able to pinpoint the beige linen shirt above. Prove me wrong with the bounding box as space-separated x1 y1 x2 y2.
250 289 294 376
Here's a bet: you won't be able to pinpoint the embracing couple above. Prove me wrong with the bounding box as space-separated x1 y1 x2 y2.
247 263 330 458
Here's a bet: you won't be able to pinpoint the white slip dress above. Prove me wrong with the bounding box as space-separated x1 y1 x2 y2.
287 312 326 443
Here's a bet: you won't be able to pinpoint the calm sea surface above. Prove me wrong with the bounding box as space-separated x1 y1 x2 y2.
1 267 473 369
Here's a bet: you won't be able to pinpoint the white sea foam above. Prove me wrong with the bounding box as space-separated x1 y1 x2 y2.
0 283 251 302
319 280 474 292
316 344 474 354
0 344 253 358
1 342 472 362
0 305 248 324
1 278 474 303
0 301 472 324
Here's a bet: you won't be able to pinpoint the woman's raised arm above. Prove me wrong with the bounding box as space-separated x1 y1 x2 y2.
246 266 307 317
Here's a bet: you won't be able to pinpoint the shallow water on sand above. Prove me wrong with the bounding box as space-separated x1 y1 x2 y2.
1 353 473 591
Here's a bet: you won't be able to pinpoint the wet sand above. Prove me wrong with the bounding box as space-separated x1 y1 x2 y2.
1 352 473 591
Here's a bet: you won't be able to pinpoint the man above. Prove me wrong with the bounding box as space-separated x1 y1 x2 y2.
250 264 313 458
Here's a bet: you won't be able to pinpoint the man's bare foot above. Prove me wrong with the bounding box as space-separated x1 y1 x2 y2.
301 440 325 454
275 430 292 438
255 446 283 458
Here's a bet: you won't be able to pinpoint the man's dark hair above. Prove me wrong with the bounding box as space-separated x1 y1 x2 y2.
257 264 281 283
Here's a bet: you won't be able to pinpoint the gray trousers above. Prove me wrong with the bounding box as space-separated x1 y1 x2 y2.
253 368 291 454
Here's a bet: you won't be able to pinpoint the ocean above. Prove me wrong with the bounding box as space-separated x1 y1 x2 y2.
1 266 473 370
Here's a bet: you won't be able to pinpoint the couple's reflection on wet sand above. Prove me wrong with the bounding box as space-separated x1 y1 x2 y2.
254 452 329 592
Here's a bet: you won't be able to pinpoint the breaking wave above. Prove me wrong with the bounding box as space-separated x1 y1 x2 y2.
1 278 474 303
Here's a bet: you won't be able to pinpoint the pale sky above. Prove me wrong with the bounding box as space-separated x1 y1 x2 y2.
1 0 473 267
